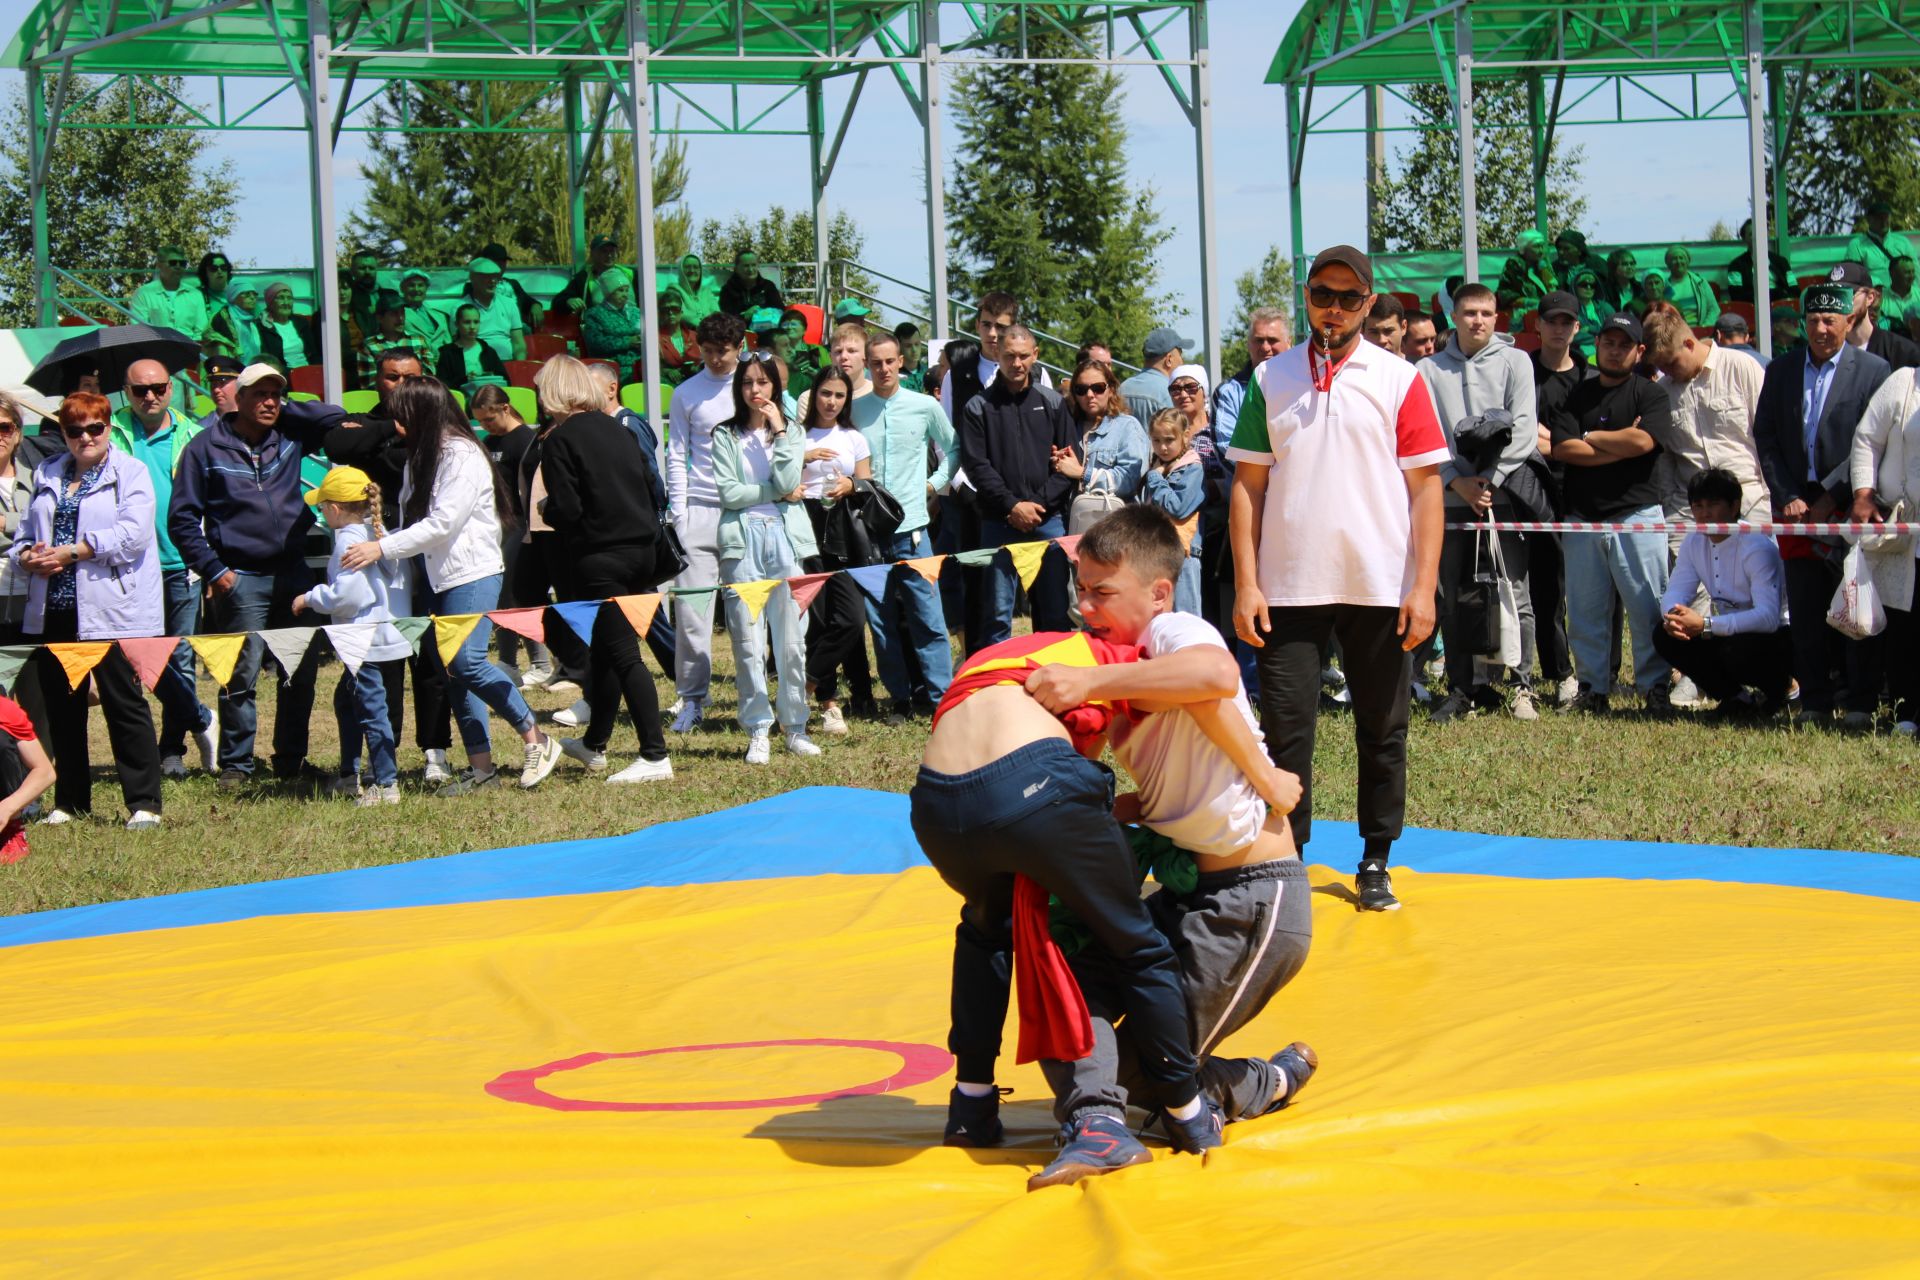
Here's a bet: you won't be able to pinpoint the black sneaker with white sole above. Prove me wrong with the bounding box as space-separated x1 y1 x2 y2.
1356 861 1401 911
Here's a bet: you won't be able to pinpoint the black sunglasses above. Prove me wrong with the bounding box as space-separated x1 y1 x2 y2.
163 258 187 266
129 381 171 397
1072 381 1109 395
1170 381 1202 396
1308 285 1369 312
63 422 108 439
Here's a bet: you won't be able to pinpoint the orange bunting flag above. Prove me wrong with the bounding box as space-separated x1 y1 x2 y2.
1053 534 1083 564
785 573 834 614
728 579 780 623
488 607 547 645
904 555 946 585
612 593 662 638
1006 540 1051 591
117 636 183 692
48 642 111 692
190 633 249 687
434 615 484 667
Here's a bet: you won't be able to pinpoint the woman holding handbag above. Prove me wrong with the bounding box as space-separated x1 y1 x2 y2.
1055 357 1149 534
1849 367 1920 727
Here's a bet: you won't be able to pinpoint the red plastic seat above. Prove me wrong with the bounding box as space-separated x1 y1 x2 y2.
504 359 543 389
1514 331 1543 353
1723 301 1757 327
544 312 581 342
1521 310 1541 334
288 364 325 397
526 333 570 361
1495 310 1513 333
789 303 826 345
1390 291 1421 312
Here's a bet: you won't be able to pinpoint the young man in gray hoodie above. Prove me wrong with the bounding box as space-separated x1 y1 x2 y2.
1416 282 1542 721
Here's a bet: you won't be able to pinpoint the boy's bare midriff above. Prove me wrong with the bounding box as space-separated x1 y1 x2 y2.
921 685 1073 776
1190 816 1298 872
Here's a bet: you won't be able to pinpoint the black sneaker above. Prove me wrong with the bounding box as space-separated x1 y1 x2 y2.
1266 1041 1320 1112
1159 1095 1225 1154
1356 861 1401 912
942 1086 1008 1148
1026 1112 1153 1191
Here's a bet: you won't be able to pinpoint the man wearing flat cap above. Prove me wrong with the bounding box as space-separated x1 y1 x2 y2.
460 256 526 363
1752 276 1893 726
1120 326 1195 426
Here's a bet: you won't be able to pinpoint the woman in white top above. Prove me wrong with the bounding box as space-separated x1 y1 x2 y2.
797 368 875 734
711 355 822 763
1850 366 1920 729
340 377 562 793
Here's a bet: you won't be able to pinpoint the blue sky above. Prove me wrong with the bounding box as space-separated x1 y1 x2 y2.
2 0 1763 328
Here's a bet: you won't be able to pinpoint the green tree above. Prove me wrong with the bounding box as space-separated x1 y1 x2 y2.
1370 82 1589 258
1223 246 1297 375
0 76 239 325
946 28 1175 363
1773 71 1920 236
694 207 875 313
344 82 690 267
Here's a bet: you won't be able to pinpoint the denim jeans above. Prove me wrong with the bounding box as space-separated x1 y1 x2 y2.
205 566 319 774
980 512 1071 648
156 568 212 756
721 513 809 734
339 660 399 786
1562 506 1672 696
428 574 536 754
1173 555 1202 617
863 526 954 707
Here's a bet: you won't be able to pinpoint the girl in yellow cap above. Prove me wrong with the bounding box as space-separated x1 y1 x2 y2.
292 466 411 805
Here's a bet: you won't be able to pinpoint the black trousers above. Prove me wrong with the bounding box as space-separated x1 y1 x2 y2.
1651 625 1793 707
562 544 667 762
909 740 1200 1108
802 554 872 705
1882 606 1920 723
1529 531 1573 683
1783 556 1877 712
1255 604 1412 864
32 608 161 817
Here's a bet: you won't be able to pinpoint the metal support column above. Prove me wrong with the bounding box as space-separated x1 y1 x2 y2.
1526 72 1549 237
1454 6 1479 284
26 66 54 327
564 75 588 271
1286 80 1306 320
1192 3 1221 387
807 81 830 306
1364 86 1386 254
305 0 343 400
1744 0 1773 356
1769 68 1792 269
629 0 663 424
920 1 949 336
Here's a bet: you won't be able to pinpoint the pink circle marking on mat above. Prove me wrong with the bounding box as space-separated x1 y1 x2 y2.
485 1038 954 1112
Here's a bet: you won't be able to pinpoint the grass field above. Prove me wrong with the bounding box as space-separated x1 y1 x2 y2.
6 632 1918 917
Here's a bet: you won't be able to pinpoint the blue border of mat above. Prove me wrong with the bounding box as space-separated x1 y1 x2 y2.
3 785 1915 948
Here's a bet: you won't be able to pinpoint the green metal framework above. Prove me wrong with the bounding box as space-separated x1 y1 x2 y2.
8 0 1224 400
1267 0 1920 355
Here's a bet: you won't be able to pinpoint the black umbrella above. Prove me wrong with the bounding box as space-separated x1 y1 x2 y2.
25 324 202 395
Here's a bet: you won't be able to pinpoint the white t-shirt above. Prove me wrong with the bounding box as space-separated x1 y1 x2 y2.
667 366 736 511
1109 612 1268 859
738 428 782 521
801 424 871 499
1225 341 1450 609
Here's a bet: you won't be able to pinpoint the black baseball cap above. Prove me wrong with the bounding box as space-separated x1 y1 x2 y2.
1538 291 1579 321
1599 312 1644 344
1829 261 1873 288
1308 244 1374 291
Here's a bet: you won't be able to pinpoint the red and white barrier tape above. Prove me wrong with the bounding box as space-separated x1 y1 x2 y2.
1441 520 1920 535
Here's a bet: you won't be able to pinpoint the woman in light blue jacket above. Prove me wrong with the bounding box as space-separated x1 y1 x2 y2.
711 355 822 764
1055 358 1150 531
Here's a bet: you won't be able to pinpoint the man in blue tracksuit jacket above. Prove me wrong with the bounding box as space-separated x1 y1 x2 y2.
169 363 342 783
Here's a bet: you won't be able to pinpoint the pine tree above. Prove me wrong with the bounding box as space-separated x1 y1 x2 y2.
946 29 1174 362
694 207 875 311
0 76 239 325
1224 246 1297 375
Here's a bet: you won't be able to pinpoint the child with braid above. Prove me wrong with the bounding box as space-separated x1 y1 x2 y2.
293 467 413 806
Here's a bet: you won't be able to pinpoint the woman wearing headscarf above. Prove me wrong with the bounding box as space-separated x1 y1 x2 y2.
581 266 646 382
254 281 319 372
206 280 264 363
1497 229 1558 321
1663 246 1722 327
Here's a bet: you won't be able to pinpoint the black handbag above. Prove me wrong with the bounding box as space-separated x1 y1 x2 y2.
1453 523 1504 656
650 517 691 587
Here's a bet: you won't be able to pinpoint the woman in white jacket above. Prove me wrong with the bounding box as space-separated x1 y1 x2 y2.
1849 365 1920 731
340 377 562 793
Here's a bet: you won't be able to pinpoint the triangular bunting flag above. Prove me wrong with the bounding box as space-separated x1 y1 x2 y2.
258 627 317 679
612 593 662 638
669 586 718 621
325 624 377 676
488 606 547 645
434 614 483 666
0 646 34 693
117 636 183 692
844 563 895 602
49 642 111 692
1006 540 1051 590
190 633 250 687
953 547 1000 567
550 600 604 645
390 616 432 653
1053 534 1083 564
785 572 834 614
728 579 780 622
904 555 946 585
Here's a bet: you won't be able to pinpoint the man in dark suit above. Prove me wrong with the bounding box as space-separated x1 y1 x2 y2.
1752 280 1893 726
1830 260 1920 371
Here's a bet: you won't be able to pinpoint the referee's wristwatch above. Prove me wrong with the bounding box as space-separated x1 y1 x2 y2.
1701 615 1713 637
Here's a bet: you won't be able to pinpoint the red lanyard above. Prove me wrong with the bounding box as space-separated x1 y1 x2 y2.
1308 342 1356 393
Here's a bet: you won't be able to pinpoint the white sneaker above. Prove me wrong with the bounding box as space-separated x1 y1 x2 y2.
819 705 849 736
356 783 401 807
1510 688 1540 722
745 729 772 764
520 734 563 788
192 721 217 772
543 679 583 699
328 774 363 798
423 749 453 786
159 754 188 780
550 698 590 729
1896 720 1918 738
125 809 162 831
1670 675 1704 708
671 699 705 733
785 732 823 758
668 696 686 716
1555 675 1581 708
608 756 674 784
521 666 555 690
560 737 608 772
40 808 76 826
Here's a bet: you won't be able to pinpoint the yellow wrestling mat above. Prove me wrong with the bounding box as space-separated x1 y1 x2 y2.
4 794 1920 1277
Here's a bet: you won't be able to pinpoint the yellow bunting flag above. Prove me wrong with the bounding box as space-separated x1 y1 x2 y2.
434 615 483 667
190 633 249 688
612 593 662 639
48 642 111 692
728 580 780 623
1005 540 1051 590
904 555 946 585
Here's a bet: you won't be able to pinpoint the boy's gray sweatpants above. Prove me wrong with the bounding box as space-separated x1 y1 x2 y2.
1041 858 1313 1125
